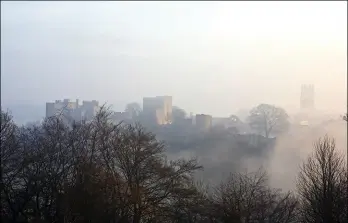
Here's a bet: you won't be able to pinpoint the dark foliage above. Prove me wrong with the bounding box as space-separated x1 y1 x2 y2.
296 136 348 223
1 109 346 223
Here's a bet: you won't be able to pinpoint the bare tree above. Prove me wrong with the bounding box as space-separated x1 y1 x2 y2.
164 180 211 223
2 106 303 223
248 104 289 138
297 135 348 223
210 168 298 223
1 110 23 222
0 106 203 223
97 120 203 223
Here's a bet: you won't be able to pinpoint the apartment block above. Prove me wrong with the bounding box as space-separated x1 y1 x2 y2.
143 96 172 125
45 99 99 123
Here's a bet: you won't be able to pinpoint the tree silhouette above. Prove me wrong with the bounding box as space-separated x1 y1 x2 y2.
297 135 347 223
247 104 289 138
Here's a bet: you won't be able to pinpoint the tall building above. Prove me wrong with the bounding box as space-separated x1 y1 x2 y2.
143 96 172 125
81 100 99 121
45 99 99 123
300 84 315 110
46 99 79 118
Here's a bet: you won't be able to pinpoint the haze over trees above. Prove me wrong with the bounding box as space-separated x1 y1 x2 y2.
172 106 187 123
0 109 202 223
1 1 346 222
1 108 347 223
125 102 142 120
247 104 290 138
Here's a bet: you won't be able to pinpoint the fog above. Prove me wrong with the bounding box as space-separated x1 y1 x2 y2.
1 1 347 117
168 120 347 191
1 2 347 192
267 120 347 191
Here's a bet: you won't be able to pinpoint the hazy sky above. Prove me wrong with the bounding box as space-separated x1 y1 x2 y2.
1 1 347 116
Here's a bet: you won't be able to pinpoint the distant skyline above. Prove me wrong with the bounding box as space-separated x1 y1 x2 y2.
1 1 347 117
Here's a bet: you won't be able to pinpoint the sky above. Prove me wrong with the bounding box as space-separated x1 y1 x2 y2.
1 1 347 117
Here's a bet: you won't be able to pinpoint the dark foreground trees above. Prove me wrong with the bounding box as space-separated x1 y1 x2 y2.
0 109 202 223
209 169 298 223
1 109 347 223
296 136 348 223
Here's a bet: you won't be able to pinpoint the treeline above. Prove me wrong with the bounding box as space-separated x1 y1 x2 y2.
1 109 347 223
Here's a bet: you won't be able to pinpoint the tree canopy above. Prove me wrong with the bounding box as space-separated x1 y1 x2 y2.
1 108 346 223
247 104 289 138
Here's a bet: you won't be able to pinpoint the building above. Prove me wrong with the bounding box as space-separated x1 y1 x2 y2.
46 99 78 118
81 100 99 121
45 99 99 124
142 96 172 125
195 114 212 131
300 84 315 110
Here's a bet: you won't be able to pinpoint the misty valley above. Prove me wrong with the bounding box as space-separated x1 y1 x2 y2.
1 1 347 223
1 97 347 223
